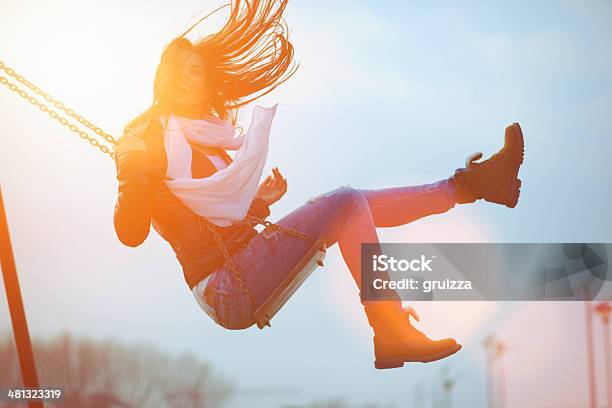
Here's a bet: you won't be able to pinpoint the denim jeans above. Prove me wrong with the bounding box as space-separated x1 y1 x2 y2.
192 178 457 329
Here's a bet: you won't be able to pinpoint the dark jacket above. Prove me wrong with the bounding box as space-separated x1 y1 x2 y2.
113 116 270 290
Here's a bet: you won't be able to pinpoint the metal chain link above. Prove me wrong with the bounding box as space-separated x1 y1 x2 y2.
244 215 314 242
204 216 315 310
205 220 257 308
0 60 116 158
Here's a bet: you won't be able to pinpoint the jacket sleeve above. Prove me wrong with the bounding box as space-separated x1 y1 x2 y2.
113 150 152 247
247 197 271 219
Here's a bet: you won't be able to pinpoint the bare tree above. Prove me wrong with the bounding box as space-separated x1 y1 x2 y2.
282 400 387 408
0 330 232 408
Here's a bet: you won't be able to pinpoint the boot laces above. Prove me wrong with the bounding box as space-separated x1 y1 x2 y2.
402 310 428 338
468 145 509 172
378 308 431 341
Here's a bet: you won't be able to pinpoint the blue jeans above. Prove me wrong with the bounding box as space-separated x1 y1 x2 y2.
194 178 457 329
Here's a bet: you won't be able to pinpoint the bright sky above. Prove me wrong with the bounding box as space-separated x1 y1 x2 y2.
1 1 611 407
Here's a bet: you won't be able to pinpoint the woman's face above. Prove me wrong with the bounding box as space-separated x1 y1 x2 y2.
175 49 208 107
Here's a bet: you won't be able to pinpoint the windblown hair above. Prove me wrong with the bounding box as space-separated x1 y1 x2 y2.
125 0 297 133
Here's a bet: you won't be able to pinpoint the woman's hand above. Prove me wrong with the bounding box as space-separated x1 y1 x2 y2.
256 167 287 206
113 133 147 157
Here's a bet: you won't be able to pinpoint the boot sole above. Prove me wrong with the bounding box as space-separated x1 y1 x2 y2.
486 123 524 208
374 343 462 369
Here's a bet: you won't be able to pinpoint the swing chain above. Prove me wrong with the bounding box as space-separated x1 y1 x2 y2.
244 215 315 242
203 215 315 312
204 220 257 309
0 60 117 158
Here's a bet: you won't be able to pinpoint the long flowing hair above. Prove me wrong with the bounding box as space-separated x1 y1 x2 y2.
125 0 297 133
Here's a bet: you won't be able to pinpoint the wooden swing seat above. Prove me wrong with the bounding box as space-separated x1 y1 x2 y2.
254 236 327 329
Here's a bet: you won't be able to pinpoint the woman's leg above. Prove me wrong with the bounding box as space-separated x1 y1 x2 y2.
205 179 457 329
205 185 384 329
357 177 457 228
203 183 459 368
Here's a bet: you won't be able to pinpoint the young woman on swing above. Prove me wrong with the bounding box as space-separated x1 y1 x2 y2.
113 0 524 369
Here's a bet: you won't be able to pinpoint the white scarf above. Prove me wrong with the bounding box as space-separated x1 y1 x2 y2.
161 104 278 227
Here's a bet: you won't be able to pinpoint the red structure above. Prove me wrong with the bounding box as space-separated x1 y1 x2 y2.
0 185 44 408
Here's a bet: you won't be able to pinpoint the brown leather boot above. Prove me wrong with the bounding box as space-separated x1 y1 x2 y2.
453 123 524 207
364 302 462 369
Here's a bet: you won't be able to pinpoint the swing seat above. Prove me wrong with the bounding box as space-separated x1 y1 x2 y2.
254 237 327 329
